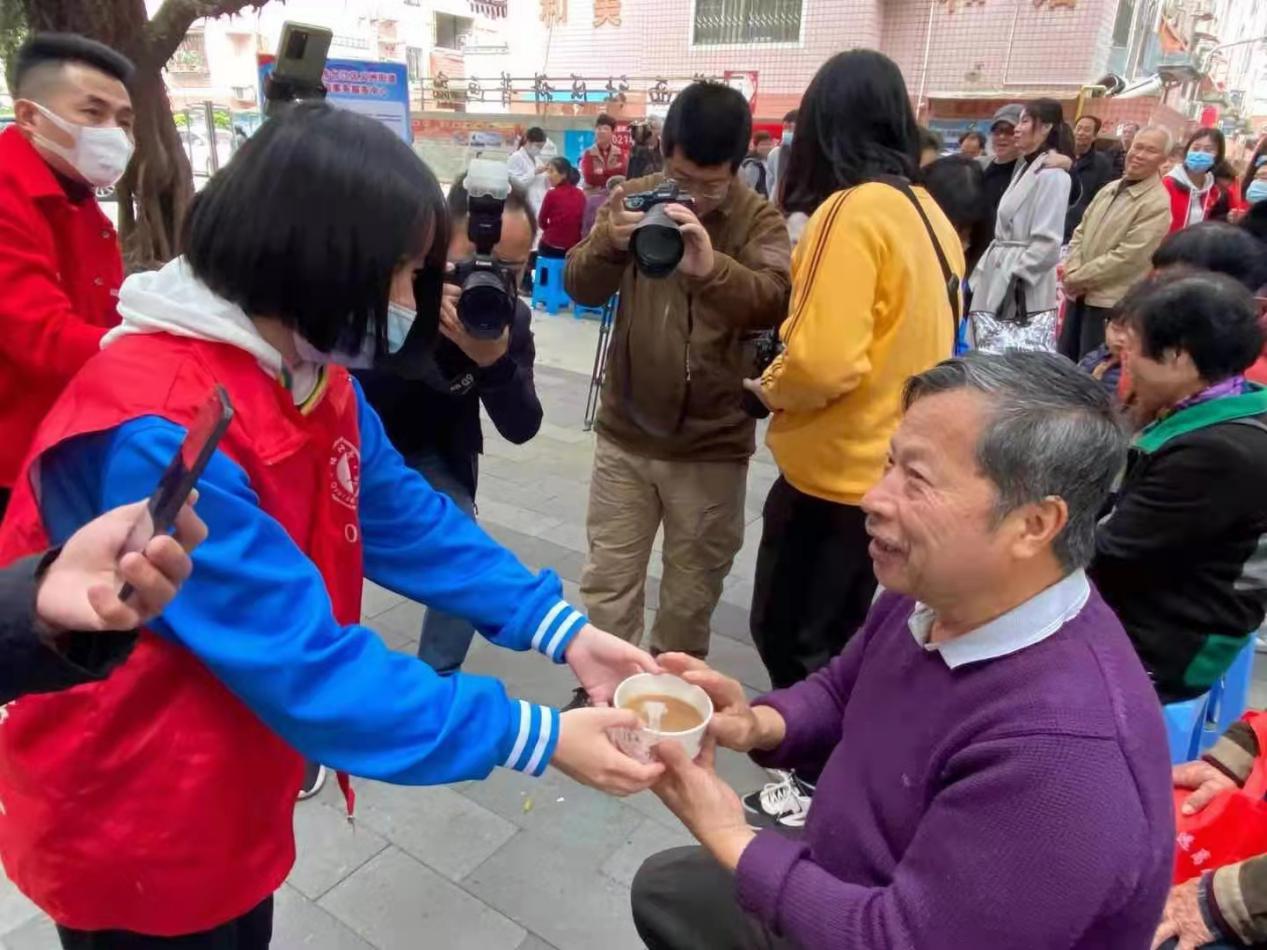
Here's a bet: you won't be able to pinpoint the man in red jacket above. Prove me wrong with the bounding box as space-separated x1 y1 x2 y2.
0 33 134 518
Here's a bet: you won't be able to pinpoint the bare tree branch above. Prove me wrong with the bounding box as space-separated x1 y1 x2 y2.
144 0 267 65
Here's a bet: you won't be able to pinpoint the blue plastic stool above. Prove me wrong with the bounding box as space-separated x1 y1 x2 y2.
531 255 570 315
573 301 605 320
1199 638 1257 752
1164 693 1211 764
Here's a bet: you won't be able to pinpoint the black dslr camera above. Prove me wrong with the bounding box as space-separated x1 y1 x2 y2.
625 180 695 278
450 158 518 340
742 330 785 419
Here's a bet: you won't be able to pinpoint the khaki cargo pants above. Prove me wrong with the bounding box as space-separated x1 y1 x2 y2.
580 436 747 657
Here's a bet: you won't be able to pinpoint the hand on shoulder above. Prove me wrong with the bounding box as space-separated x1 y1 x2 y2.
1044 151 1073 172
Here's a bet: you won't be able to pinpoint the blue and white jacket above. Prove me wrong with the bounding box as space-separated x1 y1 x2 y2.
35 260 585 784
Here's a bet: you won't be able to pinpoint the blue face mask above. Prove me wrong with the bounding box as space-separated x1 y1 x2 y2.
1247 180 1267 205
1185 150 1216 173
292 304 414 369
385 302 415 352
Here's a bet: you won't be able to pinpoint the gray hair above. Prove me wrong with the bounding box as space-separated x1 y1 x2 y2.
1135 125 1174 154
902 351 1126 572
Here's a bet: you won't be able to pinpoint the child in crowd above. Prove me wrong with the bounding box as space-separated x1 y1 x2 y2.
1077 309 1128 398
537 157 586 258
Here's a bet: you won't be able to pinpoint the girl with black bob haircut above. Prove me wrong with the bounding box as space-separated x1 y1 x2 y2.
0 101 662 945
184 100 448 359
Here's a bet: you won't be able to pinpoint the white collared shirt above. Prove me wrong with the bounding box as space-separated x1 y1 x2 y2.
908 570 1091 669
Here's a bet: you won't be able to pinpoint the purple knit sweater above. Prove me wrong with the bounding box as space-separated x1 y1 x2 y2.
737 589 1174 950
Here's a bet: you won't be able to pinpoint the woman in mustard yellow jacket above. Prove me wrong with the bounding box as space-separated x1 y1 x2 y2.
742 51 963 823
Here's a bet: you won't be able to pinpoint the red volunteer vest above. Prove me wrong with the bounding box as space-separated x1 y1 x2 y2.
0 333 363 935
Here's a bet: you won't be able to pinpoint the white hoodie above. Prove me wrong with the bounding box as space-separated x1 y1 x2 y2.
1166 163 1213 228
104 257 321 401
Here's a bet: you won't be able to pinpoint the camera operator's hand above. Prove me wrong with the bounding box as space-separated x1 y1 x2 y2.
661 204 715 278
741 378 773 412
438 282 510 368
604 185 645 252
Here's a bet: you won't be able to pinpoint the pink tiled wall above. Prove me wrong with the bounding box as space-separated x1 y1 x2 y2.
504 0 882 118
501 0 1123 119
881 0 1119 98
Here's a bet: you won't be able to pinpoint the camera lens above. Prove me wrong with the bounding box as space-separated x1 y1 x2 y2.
630 205 684 278
458 269 516 339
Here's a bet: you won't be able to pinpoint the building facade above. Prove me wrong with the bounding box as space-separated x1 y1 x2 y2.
164 0 1266 153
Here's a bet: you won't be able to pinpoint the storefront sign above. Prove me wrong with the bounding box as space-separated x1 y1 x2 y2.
257 55 411 142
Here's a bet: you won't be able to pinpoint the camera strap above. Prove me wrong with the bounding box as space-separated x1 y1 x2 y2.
874 176 961 335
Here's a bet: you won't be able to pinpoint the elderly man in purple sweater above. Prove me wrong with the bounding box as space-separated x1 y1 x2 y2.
632 351 1174 950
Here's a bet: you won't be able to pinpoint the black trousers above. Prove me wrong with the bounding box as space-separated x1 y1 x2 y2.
0 485 9 522
750 476 876 690
1058 299 1112 362
537 242 567 258
632 846 795 950
57 896 273 949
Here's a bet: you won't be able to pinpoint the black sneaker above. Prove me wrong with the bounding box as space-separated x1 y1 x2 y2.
742 770 814 828
298 762 326 801
562 687 591 712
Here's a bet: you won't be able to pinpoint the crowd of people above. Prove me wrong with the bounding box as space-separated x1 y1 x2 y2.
2 27 1267 950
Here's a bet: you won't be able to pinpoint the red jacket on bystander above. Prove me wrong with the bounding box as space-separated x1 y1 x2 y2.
538 181 586 252
0 125 123 489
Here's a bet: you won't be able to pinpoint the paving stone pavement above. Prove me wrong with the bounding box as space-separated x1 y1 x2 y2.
3 310 1265 949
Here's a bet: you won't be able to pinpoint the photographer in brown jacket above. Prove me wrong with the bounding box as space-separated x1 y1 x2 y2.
564 82 791 701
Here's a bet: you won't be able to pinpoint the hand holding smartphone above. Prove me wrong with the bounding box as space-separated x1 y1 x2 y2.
118 386 233 600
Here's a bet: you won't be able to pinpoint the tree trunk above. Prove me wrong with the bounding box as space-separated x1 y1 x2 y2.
19 0 266 271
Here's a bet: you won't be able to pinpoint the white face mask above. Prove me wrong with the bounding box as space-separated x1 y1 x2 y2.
526 143 543 158
30 102 133 188
291 304 415 369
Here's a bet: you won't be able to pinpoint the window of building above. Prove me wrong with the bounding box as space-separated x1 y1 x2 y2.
693 0 802 46
1112 0 1135 47
435 12 475 50
406 46 425 81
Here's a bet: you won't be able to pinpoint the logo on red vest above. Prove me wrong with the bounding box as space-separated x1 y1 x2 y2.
329 437 360 510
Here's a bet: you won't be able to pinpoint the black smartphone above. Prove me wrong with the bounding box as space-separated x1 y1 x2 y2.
118 386 234 600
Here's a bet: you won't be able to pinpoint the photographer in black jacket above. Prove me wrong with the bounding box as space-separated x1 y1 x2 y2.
356 175 543 675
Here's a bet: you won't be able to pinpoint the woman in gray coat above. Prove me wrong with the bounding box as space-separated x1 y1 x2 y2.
968 98 1072 352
